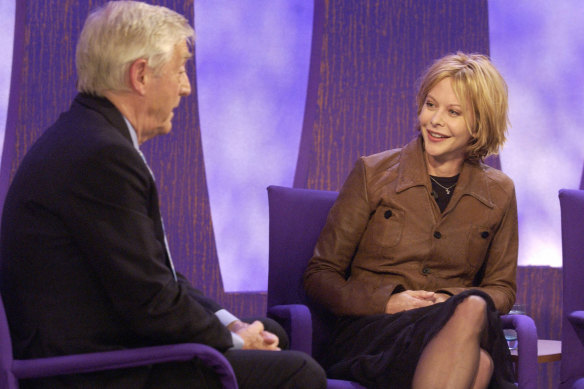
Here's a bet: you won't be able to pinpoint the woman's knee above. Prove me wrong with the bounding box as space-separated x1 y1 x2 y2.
451 295 488 330
457 296 487 318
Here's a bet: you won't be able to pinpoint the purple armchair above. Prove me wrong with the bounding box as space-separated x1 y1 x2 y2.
559 189 584 389
267 185 538 389
0 294 237 389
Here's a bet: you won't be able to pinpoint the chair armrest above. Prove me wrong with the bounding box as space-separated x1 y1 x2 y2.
500 314 538 389
568 310 584 346
568 310 584 329
268 304 312 354
12 343 237 389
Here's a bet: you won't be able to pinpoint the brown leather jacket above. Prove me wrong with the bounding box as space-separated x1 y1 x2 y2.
303 136 518 315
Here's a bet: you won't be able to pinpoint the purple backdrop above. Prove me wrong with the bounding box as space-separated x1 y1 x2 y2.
0 0 581 293
0 2 574 387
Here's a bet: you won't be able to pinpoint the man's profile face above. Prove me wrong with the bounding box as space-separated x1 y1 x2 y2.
141 40 192 141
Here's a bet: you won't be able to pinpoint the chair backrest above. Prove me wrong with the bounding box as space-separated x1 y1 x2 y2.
0 294 18 388
558 189 584 388
267 185 339 360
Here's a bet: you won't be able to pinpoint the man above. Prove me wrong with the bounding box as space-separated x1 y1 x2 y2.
0 2 326 388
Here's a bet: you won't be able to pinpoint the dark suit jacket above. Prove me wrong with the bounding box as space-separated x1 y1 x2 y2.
0 94 233 387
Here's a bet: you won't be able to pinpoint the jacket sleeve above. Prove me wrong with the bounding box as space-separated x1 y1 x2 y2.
438 186 518 314
303 159 399 316
67 143 233 351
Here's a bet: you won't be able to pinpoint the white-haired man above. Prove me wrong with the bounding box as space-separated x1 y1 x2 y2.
0 2 326 388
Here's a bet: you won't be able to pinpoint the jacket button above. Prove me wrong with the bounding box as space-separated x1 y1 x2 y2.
422 266 431 274
481 231 489 239
433 231 441 239
384 210 392 219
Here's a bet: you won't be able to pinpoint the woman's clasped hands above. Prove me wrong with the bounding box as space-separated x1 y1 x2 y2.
385 290 451 314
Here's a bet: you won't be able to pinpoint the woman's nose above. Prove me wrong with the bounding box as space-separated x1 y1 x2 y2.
430 111 444 127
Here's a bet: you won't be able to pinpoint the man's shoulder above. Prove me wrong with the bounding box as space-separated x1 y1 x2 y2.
43 96 130 150
13 98 135 190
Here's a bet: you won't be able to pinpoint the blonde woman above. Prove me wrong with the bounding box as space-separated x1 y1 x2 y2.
304 52 517 389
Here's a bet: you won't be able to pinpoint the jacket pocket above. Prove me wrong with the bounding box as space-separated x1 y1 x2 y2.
360 205 404 253
465 225 492 270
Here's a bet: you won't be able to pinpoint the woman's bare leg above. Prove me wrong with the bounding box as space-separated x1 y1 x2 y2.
412 295 493 389
471 349 494 389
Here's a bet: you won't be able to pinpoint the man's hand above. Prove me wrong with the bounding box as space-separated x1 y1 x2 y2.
228 320 280 351
385 290 450 314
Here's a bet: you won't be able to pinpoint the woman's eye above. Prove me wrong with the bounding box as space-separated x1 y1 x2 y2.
425 101 434 108
449 110 461 116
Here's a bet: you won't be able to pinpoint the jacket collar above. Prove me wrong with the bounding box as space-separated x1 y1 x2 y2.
396 136 494 209
72 93 132 145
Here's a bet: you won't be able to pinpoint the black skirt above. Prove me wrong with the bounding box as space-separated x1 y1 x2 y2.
323 290 516 389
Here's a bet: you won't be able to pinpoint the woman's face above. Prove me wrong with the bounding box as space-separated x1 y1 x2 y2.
418 77 473 175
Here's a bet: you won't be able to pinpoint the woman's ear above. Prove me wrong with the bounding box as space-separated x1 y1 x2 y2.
128 58 149 95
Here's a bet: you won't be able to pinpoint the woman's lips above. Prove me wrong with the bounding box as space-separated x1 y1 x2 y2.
427 129 449 141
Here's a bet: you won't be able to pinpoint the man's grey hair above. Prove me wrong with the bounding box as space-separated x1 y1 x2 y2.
76 1 194 96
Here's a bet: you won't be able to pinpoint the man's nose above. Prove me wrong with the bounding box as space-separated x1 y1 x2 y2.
180 74 191 97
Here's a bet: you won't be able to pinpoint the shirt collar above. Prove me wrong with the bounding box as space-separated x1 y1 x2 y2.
122 116 140 151
396 136 494 208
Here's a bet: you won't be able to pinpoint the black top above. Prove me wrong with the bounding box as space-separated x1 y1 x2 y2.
430 174 459 212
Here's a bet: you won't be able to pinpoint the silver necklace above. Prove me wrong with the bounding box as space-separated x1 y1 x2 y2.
430 176 456 195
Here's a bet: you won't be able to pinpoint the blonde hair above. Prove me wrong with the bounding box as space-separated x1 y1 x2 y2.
416 52 509 161
76 1 194 96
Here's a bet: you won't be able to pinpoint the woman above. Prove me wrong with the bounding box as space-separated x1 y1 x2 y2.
303 52 517 389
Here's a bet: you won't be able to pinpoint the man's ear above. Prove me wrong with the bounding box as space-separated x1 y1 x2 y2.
128 58 149 95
